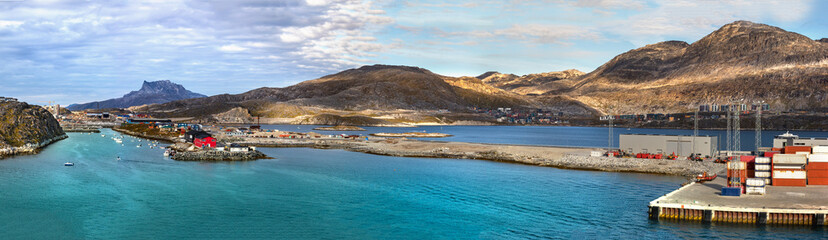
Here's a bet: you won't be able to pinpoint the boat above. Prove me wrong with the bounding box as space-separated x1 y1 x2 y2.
694 172 717 182
117 156 120 161
163 150 170 157
137 144 141 148
64 162 74 166
101 134 106 137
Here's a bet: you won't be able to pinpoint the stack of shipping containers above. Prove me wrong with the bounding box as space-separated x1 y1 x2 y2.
772 153 808 187
808 146 828 185
754 157 771 185
724 161 745 196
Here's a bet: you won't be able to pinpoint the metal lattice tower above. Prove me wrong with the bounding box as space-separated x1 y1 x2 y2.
693 109 698 156
608 115 613 152
726 108 732 155
734 107 741 152
755 106 762 151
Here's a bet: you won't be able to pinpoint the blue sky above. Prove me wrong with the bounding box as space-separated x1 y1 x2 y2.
0 0 824 105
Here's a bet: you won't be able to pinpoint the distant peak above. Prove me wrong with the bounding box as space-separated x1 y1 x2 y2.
476 71 501 79
818 38 828 43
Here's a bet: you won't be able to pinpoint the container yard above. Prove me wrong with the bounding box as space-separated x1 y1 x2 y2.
648 140 828 226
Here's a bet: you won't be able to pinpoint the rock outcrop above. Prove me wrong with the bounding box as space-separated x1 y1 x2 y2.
0 100 67 157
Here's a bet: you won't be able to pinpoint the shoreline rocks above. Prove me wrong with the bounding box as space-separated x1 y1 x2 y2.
369 132 452 138
170 150 270 161
313 125 366 131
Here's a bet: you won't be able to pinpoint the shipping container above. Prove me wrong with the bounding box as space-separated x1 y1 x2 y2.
772 170 807 179
772 178 807 187
784 146 811 154
812 146 828 153
728 161 746 169
721 187 741 196
807 169 828 178
746 178 765 187
772 154 807 165
809 153 828 162
755 164 771 171
755 171 771 178
773 165 805 170
807 178 828 185
756 157 771 164
746 186 766 195
807 162 828 170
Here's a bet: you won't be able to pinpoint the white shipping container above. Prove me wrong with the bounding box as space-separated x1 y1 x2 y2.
755 164 771 171
590 151 603 157
756 157 771 164
764 178 772 185
728 161 746 170
812 146 828 153
809 153 828 163
746 187 766 195
755 171 771 178
772 170 807 179
773 154 807 165
795 152 810 159
746 178 766 187
773 164 804 170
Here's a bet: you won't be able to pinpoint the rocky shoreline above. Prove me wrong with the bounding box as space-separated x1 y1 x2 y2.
313 126 366 131
369 132 452 138
0 134 68 159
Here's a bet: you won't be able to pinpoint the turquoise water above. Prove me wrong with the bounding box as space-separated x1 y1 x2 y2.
0 129 825 239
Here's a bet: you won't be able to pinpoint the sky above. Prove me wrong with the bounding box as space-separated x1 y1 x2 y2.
0 0 825 106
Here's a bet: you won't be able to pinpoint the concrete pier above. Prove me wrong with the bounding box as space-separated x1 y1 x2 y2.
649 178 828 226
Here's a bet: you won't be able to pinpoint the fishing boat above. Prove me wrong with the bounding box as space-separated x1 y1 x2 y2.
163 150 170 157
64 162 74 166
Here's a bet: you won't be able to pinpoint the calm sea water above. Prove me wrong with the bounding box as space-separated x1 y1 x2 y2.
0 128 825 239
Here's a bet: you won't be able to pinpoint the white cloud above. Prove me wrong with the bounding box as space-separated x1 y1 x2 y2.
218 44 248 52
0 20 24 29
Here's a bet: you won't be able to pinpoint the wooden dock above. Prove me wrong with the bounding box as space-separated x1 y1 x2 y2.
649 178 828 225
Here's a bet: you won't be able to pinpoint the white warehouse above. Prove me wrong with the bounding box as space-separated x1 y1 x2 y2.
619 134 718 157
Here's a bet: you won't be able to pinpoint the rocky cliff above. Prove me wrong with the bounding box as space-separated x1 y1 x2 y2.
0 100 67 156
67 80 207 110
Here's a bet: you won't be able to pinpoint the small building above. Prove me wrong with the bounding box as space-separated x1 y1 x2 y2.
228 143 249 153
194 136 216 148
773 132 828 148
185 130 211 143
620 134 718 157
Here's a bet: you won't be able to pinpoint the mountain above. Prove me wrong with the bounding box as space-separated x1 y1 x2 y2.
140 65 598 124
0 99 66 155
479 69 585 95
67 80 207 111
532 20 828 114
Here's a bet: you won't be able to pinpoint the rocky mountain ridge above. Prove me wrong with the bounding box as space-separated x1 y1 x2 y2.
68 80 207 111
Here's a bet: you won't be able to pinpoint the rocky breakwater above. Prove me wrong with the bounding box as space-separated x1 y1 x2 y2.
0 100 67 158
168 143 270 161
553 155 726 177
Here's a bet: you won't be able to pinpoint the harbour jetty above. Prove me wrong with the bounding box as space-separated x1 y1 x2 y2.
369 132 453 138
649 177 828 226
312 125 366 131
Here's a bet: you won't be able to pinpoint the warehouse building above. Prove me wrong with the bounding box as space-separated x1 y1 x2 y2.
620 134 718 157
772 132 828 148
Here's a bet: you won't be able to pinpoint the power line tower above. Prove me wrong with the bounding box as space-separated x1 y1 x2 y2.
693 108 699 157
755 102 762 152
734 105 741 153
726 107 732 155
608 115 613 152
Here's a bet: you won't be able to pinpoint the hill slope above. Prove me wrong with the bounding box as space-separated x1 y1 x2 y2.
0 100 66 154
550 21 828 114
68 80 207 111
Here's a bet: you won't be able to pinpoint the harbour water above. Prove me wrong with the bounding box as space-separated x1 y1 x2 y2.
0 128 825 239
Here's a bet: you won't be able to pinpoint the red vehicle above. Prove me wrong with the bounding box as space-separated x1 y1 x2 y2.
694 172 717 183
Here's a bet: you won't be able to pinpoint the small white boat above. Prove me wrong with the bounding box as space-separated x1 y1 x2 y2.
137 144 141 148
116 156 121 161
64 162 74 166
163 150 170 157
101 134 106 137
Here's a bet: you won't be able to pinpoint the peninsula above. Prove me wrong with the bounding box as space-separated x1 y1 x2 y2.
0 98 67 158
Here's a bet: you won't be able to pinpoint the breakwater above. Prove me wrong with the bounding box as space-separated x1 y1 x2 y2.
233 138 723 177
170 150 269 161
111 127 176 143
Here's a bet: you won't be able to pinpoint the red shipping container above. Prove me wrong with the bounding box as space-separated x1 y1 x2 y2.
784 146 811 154
772 178 807 186
808 178 828 185
727 169 748 183
772 147 783 152
807 170 828 178
807 162 828 170
764 151 779 158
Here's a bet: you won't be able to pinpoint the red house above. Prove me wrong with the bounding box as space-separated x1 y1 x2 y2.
194 136 216 148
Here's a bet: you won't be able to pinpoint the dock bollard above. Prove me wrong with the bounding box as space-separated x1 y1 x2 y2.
757 212 768 225
816 214 826 226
